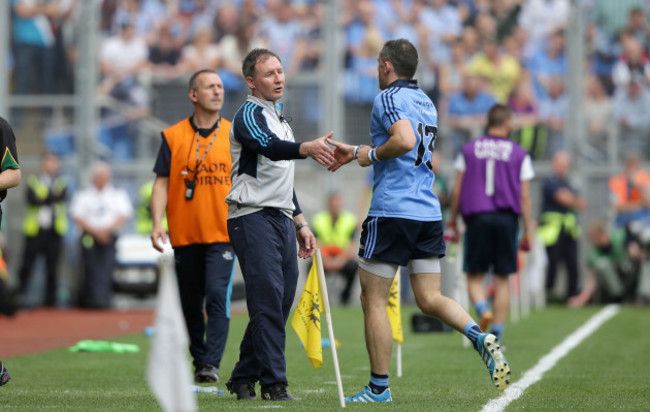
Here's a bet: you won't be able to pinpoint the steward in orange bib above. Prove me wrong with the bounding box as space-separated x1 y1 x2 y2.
150 70 235 384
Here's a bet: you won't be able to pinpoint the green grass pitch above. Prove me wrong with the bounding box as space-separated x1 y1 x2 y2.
2 305 649 411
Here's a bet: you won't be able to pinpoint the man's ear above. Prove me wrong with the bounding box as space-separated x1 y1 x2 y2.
245 76 255 91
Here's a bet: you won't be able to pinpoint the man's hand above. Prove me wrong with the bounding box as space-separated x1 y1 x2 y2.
519 234 531 252
325 138 354 171
443 221 459 243
356 146 373 167
296 226 316 258
151 224 168 252
300 131 335 167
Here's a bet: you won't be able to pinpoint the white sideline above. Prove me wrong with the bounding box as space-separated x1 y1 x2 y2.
480 304 621 412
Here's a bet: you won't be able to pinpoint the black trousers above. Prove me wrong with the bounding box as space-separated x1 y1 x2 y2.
228 209 299 387
79 234 116 309
174 243 236 370
545 227 579 298
18 228 62 307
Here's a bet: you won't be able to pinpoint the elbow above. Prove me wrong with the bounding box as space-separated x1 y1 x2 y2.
401 135 417 152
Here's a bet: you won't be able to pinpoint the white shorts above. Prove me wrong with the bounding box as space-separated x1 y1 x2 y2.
358 256 441 279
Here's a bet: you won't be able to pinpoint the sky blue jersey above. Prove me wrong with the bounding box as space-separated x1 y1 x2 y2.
368 79 442 222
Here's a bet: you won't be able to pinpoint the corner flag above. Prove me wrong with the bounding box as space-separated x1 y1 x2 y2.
291 260 324 369
387 272 403 344
147 256 197 412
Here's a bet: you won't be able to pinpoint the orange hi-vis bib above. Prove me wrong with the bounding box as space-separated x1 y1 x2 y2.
164 118 232 247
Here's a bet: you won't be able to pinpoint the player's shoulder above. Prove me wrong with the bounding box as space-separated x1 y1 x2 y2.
233 100 265 124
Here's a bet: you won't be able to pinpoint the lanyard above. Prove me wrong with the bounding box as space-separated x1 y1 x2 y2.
189 118 220 180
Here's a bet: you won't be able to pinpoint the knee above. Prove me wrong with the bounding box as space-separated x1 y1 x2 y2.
359 290 385 313
415 291 443 314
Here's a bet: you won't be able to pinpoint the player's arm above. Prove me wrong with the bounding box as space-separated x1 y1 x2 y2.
234 106 333 166
0 120 21 190
357 119 416 167
446 169 465 242
520 179 534 244
0 169 21 190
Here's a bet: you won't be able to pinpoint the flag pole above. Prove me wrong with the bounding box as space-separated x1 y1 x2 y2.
315 249 346 408
395 271 402 377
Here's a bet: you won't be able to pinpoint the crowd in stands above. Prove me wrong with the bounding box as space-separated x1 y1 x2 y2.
10 0 650 309
9 0 650 161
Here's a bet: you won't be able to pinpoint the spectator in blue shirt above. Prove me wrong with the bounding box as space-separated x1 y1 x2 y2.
446 73 497 157
538 76 568 158
613 76 650 158
526 29 567 99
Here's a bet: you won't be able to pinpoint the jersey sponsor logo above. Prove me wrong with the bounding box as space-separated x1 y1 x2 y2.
474 139 513 161
413 99 436 115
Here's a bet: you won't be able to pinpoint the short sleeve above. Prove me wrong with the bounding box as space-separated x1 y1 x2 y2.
0 117 20 171
520 154 535 181
153 132 172 176
453 153 466 172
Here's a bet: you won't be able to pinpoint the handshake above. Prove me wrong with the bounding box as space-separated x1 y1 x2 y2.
300 132 378 172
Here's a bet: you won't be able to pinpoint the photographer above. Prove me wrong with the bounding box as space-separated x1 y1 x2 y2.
569 218 650 307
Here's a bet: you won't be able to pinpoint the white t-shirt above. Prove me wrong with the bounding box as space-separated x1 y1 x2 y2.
70 185 133 231
100 36 149 72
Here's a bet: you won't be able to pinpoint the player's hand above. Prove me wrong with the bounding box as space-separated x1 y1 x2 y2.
357 146 373 167
519 234 531 252
325 138 355 171
151 225 168 253
568 293 589 308
296 226 316 258
301 132 335 167
443 221 459 243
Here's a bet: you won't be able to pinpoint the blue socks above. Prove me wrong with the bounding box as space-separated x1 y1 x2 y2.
475 300 490 317
491 324 504 341
463 321 482 350
369 372 389 394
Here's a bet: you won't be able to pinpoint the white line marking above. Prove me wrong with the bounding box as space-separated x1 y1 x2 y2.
481 304 620 412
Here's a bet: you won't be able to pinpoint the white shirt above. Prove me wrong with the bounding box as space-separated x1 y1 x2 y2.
70 185 133 231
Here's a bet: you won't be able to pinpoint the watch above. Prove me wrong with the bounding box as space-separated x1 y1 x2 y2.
295 222 309 231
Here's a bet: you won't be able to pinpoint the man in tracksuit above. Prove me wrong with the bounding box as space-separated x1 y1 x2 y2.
224 48 335 401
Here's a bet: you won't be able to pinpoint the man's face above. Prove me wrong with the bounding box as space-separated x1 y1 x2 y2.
247 56 285 101
93 168 111 191
191 72 224 113
328 193 342 215
42 154 59 176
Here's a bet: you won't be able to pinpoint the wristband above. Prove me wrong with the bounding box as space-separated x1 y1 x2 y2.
295 222 309 231
369 149 379 163
354 146 360 159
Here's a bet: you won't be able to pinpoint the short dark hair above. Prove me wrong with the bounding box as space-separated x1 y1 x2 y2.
242 48 282 78
188 69 216 92
487 104 512 128
379 39 418 79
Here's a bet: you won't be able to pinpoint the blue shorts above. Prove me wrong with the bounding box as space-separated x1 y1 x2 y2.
463 211 519 276
358 217 446 266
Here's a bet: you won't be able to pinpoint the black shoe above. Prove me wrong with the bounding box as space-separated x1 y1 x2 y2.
260 383 296 401
226 379 256 400
0 362 10 386
195 364 219 383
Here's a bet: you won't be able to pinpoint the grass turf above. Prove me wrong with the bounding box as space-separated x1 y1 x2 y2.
2 305 649 411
